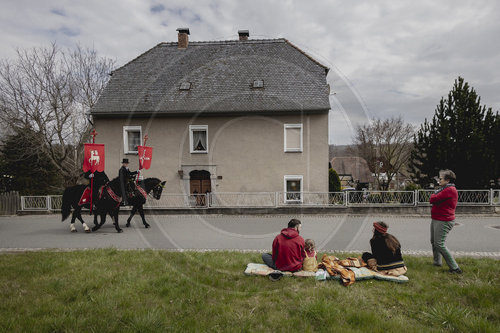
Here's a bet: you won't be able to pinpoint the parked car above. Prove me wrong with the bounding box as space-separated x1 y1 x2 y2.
341 187 356 191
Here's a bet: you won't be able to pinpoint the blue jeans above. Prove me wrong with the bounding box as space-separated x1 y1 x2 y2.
262 253 277 269
430 219 459 270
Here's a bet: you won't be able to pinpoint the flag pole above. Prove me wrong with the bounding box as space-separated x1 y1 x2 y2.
89 129 97 214
137 135 148 183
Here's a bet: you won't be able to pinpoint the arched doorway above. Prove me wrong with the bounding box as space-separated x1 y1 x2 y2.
189 170 211 206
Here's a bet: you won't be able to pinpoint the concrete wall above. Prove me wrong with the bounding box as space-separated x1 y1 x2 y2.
94 112 328 194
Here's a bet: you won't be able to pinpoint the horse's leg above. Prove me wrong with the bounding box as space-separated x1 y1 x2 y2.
126 206 138 227
81 220 91 233
75 207 90 233
70 209 78 232
113 209 123 233
93 212 99 226
99 212 107 227
91 210 98 231
92 212 106 232
138 205 150 228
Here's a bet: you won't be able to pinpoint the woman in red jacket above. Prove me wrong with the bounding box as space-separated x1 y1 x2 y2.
430 169 462 274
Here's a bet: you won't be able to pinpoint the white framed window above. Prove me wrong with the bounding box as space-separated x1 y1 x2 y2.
123 126 142 154
284 175 303 203
189 125 208 153
284 124 303 152
253 80 264 88
180 82 191 90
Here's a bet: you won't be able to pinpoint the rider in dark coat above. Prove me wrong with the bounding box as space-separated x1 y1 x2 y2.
119 158 137 206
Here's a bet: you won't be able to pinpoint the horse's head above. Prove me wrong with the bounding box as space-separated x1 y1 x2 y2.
152 180 166 200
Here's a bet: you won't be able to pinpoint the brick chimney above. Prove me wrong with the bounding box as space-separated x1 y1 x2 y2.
238 30 249 41
177 28 190 49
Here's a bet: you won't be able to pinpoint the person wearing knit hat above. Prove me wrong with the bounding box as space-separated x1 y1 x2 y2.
362 221 407 276
373 222 388 235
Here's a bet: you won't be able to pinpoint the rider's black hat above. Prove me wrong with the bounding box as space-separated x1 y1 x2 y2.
122 158 129 164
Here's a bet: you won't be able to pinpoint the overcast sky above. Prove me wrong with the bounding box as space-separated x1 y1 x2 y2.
1 0 499 144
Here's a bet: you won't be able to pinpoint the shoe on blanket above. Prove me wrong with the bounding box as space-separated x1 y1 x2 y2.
268 271 284 281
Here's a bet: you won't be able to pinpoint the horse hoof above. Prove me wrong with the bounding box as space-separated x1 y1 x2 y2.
125 223 130 228
117 229 123 233
71 229 77 233
85 229 91 233
92 227 98 232
144 224 150 229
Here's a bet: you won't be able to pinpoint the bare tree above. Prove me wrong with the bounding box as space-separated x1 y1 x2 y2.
0 42 114 186
352 117 414 190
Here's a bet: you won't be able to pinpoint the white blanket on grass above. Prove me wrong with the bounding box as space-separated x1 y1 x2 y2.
244 263 409 283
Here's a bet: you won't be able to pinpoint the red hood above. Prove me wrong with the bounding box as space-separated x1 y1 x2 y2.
272 227 305 271
280 227 299 239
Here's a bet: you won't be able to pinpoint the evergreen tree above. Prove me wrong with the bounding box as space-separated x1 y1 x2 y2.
0 128 63 195
410 77 500 189
329 168 341 192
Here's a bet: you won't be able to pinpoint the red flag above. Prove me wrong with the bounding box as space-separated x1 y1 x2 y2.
83 143 105 172
137 146 153 170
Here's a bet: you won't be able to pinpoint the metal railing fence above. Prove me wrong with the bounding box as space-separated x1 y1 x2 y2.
144 194 208 209
210 192 276 208
276 192 345 207
457 190 491 205
50 195 63 210
347 191 415 206
491 189 500 206
19 189 500 211
416 190 433 205
21 195 63 211
416 189 493 206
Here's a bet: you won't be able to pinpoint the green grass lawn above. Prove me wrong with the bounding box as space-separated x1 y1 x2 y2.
0 250 498 332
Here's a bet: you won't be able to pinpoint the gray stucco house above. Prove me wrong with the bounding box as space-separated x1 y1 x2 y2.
91 28 331 200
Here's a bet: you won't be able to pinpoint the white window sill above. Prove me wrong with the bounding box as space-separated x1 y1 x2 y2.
285 200 303 204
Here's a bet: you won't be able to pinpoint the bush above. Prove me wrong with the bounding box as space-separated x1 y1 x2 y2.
329 168 341 192
404 183 421 191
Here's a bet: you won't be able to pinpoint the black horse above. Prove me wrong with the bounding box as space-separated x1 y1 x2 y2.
91 176 130 233
125 178 166 228
61 172 109 232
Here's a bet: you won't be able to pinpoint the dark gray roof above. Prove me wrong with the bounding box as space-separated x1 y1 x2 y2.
91 39 330 116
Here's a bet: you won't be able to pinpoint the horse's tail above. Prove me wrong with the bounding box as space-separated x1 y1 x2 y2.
61 187 72 221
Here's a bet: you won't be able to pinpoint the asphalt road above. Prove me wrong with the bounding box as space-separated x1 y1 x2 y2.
1 214 499 258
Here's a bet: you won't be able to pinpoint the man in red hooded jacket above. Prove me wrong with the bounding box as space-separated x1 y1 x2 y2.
262 219 305 272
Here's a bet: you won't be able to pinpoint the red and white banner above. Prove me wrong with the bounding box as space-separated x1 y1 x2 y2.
83 143 105 173
137 146 153 170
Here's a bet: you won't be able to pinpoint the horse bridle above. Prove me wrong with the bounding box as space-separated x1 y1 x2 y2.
147 181 165 199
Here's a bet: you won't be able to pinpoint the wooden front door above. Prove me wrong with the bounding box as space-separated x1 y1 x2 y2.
189 170 211 206
189 179 212 194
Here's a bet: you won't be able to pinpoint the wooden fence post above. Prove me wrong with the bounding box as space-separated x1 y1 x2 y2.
0 191 20 215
